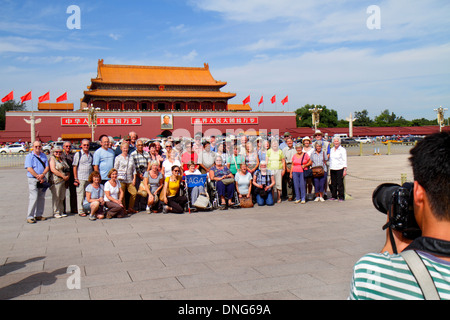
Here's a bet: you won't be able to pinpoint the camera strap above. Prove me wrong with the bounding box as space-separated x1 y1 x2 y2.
400 250 440 300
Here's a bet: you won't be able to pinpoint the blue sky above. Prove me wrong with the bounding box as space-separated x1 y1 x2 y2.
1 0 449 120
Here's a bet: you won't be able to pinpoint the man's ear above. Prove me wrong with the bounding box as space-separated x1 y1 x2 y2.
413 181 426 225
413 181 426 206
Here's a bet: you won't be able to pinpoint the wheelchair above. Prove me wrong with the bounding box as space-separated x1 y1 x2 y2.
183 174 214 212
207 178 241 210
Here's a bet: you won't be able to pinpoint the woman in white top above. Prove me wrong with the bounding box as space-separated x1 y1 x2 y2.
162 149 181 178
104 168 128 218
329 137 347 201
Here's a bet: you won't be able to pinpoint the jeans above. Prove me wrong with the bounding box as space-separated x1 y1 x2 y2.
313 172 327 193
256 191 274 206
292 171 306 201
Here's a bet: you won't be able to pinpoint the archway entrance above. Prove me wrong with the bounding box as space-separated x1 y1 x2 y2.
160 130 172 138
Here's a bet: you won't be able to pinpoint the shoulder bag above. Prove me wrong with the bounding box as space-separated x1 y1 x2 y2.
301 153 313 178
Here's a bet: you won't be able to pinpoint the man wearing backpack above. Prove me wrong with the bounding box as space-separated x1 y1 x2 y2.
72 139 93 217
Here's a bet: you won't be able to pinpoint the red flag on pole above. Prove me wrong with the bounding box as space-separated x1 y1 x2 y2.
258 96 263 106
242 95 250 105
271 95 276 104
1 91 13 103
56 92 67 102
20 91 32 103
38 92 50 103
281 95 288 105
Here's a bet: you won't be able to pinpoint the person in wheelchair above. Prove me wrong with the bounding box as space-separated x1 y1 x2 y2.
253 161 276 206
209 156 236 210
184 162 207 210
160 165 188 214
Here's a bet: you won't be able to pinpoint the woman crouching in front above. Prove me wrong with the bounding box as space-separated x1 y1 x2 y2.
160 165 188 214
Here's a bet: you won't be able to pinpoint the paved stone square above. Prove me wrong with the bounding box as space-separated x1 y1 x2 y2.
0 154 413 300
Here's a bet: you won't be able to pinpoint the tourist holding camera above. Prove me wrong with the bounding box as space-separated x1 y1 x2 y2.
253 161 275 206
349 132 450 300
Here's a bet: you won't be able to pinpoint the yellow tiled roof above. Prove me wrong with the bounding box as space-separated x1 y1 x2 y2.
227 104 252 111
93 59 227 87
84 89 236 99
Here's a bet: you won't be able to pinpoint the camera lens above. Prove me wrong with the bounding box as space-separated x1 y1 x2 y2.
372 183 400 214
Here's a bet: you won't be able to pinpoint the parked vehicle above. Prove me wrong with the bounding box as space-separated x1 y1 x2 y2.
0 143 27 154
355 137 372 144
42 141 65 154
341 138 359 146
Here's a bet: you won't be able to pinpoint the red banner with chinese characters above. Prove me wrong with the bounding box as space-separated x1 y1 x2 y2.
61 117 142 126
191 117 258 125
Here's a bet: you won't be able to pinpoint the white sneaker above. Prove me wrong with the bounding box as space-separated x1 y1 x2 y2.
319 197 325 202
314 197 320 202
53 213 62 218
301 200 306 204
146 206 150 213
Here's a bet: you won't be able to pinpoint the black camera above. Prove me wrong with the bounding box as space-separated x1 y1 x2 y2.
372 182 421 240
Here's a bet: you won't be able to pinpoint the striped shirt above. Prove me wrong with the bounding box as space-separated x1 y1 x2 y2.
349 251 450 300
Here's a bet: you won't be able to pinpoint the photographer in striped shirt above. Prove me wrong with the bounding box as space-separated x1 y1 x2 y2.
349 132 450 300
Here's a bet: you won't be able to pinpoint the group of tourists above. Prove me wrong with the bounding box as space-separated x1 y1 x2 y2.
24 130 348 223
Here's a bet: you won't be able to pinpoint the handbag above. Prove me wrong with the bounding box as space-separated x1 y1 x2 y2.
301 153 312 178
193 193 209 209
239 196 253 208
312 166 324 178
221 177 235 185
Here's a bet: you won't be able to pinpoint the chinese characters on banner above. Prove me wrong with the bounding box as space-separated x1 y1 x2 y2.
191 117 258 125
61 117 142 126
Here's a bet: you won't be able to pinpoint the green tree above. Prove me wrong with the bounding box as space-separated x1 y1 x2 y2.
0 100 26 130
295 104 338 128
354 109 373 126
374 109 399 126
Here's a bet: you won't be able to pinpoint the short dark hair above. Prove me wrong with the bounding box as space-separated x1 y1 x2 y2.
409 132 450 220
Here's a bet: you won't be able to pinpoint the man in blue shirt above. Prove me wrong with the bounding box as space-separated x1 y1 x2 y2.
93 135 115 184
24 140 50 223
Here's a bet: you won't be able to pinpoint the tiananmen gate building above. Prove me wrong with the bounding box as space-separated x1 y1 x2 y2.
1 59 444 144
0 60 297 143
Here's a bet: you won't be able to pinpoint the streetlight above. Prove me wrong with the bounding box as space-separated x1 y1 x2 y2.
434 106 448 132
309 105 322 131
82 104 101 141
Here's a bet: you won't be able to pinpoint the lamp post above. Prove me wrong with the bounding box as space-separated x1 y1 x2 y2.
309 105 322 131
434 106 447 132
83 104 101 141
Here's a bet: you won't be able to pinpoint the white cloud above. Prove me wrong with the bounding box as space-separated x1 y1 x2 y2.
216 43 450 119
109 33 121 41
